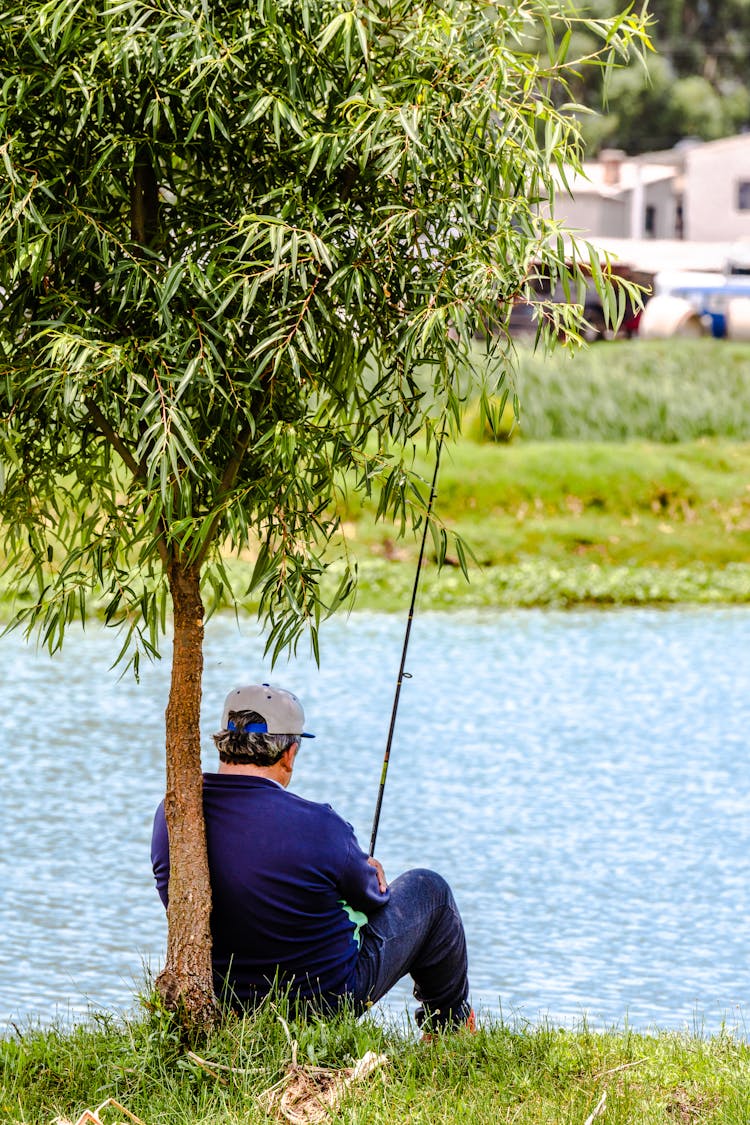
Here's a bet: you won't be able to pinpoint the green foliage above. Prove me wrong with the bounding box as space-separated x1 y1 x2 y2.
3 1003 750 1124
566 1 750 152
461 393 518 444
670 76 731 139
0 0 648 666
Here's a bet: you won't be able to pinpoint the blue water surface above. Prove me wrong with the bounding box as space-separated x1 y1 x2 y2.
1 607 749 1035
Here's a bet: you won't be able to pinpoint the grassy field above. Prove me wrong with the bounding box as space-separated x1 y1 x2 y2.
4 437 750 616
4 1001 750 1125
324 340 750 608
344 439 750 567
210 338 750 612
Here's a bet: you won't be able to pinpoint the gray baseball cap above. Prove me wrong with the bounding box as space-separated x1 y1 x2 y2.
219 683 315 738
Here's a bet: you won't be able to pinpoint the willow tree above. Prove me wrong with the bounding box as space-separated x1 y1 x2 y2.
0 0 647 1024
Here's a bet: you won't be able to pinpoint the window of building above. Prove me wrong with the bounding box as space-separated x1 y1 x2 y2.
737 180 750 211
644 204 656 237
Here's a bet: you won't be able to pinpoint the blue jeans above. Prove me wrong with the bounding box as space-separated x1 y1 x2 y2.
349 868 471 1029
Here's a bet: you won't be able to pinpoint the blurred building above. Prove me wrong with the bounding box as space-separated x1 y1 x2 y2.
554 148 679 241
555 134 750 247
683 134 750 243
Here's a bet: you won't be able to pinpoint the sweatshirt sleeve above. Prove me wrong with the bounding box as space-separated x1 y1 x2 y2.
151 801 170 909
336 828 391 913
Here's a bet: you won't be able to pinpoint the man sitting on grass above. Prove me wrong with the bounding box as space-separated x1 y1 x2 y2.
151 681 473 1032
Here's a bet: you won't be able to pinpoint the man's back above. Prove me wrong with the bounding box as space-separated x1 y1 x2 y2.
152 773 386 1005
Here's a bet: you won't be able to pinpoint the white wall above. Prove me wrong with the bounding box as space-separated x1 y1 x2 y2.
553 179 677 241
552 193 628 238
684 136 750 241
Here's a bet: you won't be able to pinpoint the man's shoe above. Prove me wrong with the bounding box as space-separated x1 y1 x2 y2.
421 1008 476 1042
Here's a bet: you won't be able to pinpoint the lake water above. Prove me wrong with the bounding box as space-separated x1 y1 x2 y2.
2 608 749 1036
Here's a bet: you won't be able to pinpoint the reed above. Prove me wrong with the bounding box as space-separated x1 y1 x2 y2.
464 339 750 443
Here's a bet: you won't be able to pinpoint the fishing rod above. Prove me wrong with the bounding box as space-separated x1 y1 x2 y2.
369 430 445 857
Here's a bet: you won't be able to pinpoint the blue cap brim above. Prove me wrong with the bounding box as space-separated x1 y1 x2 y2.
227 720 315 738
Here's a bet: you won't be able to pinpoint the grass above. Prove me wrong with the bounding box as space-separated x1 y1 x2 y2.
337 339 750 607
374 439 750 569
3 341 750 617
3 999 750 1124
219 438 750 611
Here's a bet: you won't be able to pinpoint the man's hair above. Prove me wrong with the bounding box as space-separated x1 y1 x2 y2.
213 709 299 766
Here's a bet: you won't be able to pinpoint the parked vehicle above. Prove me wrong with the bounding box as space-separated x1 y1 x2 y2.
508 272 642 341
641 269 750 339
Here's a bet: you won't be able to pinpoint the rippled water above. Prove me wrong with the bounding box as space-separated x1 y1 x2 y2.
2 608 749 1035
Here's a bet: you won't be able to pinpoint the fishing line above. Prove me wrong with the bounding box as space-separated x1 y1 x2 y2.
369 429 446 857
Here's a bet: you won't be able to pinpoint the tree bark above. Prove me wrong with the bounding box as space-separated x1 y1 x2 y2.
129 146 215 1024
155 558 217 1028
131 143 160 248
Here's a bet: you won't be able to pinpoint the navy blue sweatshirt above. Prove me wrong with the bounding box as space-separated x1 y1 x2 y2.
151 774 389 1006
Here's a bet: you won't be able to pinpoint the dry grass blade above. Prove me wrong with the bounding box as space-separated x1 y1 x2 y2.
184 1050 230 1084
583 1091 607 1125
592 1057 648 1079
259 1049 387 1124
185 1049 254 1074
53 1097 147 1125
53 1115 100 1125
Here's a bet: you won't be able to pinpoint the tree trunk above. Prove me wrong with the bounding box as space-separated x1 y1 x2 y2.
131 143 160 248
155 558 217 1028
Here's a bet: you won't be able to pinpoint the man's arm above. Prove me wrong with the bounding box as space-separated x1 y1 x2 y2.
367 856 388 893
337 833 391 912
151 801 170 908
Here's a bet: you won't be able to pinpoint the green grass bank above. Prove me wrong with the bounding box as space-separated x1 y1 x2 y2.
213 436 750 612
4 1003 750 1125
3 438 750 615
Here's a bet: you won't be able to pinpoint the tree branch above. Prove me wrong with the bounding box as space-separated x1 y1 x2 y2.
85 401 145 482
85 400 169 566
131 144 160 250
194 423 254 569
